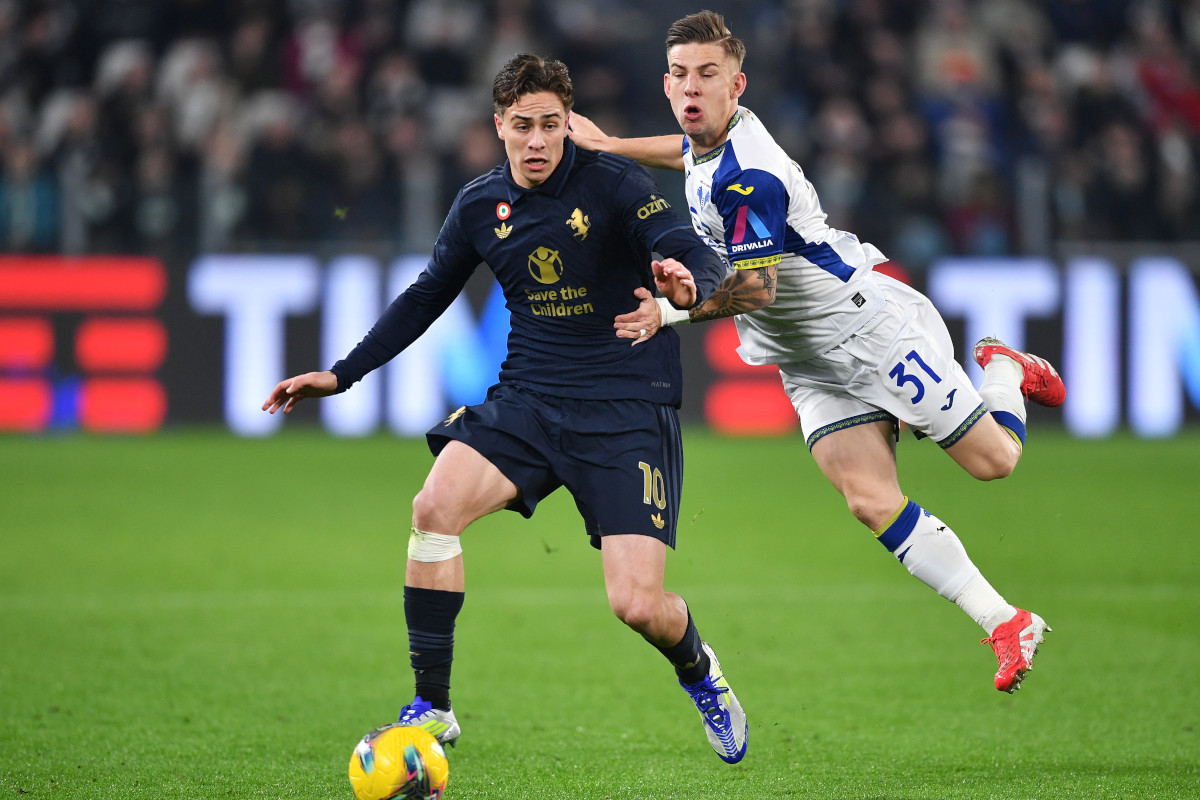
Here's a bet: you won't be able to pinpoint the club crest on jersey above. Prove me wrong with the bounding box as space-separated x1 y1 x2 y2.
695 184 711 207
528 246 564 284
494 222 512 239
566 208 590 240
496 202 512 220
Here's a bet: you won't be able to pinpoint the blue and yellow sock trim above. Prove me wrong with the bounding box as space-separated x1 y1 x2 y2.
989 409 1027 448
874 497 921 556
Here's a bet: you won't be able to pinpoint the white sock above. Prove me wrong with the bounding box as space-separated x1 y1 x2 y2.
877 501 1014 633
955 573 1017 633
978 355 1027 424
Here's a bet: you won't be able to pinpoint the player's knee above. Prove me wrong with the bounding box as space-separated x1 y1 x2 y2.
608 591 658 635
843 489 899 531
965 448 1018 481
978 458 1016 482
412 487 459 534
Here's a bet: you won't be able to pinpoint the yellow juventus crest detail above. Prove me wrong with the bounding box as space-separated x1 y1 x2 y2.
528 246 564 284
494 222 512 239
566 208 590 240
443 406 467 426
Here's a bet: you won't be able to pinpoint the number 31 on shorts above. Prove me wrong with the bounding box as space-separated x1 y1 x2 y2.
889 350 942 405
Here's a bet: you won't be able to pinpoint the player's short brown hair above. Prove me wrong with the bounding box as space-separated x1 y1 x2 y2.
665 10 746 70
492 53 574 115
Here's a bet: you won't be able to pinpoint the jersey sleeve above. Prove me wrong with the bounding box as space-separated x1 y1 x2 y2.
713 167 788 270
613 163 726 304
330 197 480 391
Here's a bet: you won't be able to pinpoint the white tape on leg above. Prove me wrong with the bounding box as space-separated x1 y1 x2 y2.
408 527 463 562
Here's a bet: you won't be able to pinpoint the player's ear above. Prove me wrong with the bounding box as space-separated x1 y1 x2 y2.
493 113 504 139
732 72 747 99
663 72 671 98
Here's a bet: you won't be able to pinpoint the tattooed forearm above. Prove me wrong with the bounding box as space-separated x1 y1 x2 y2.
688 266 776 323
759 265 776 297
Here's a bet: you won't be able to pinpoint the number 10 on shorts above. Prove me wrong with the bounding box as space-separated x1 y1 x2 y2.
638 462 667 509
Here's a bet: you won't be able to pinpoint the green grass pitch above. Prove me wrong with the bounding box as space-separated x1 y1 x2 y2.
2 428 1197 799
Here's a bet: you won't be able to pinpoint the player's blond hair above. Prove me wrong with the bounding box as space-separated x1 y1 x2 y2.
665 10 746 71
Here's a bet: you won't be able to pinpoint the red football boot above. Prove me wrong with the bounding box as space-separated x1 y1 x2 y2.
974 337 1065 407
981 608 1051 693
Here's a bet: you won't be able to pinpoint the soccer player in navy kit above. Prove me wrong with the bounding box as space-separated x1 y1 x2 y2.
262 53 749 764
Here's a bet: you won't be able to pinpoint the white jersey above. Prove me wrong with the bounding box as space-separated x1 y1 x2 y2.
683 107 888 363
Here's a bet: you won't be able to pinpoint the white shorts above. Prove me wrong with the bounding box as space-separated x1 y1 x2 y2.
779 273 987 450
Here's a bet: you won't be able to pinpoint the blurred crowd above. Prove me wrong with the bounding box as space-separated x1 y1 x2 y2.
2 0 1200 268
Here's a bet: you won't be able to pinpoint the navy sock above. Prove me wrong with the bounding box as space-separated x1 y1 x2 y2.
652 609 709 685
404 586 464 711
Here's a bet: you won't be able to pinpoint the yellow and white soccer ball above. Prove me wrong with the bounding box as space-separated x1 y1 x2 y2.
348 723 449 800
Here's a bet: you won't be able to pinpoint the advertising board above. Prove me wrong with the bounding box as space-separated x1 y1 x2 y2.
2 253 1197 438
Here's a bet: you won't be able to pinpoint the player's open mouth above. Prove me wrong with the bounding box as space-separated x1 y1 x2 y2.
525 157 548 170
684 104 703 121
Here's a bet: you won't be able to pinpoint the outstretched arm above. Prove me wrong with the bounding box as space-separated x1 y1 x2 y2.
616 263 776 343
569 112 685 172
262 370 338 414
688 264 776 322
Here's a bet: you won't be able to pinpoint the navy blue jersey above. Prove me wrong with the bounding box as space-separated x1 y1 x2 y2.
331 139 726 407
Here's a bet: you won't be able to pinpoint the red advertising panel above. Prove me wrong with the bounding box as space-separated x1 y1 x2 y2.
0 378 53 431
76 318 168 372
0 257 168 433
0 318 53 368
702 319 797 436
0 257 166 310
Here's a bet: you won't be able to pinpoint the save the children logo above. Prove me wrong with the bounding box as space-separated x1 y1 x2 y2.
528 247 564 284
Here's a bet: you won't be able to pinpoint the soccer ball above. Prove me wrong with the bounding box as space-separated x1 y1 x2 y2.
348 723 449 800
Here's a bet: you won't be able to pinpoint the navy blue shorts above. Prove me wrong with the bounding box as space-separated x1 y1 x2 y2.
426 383 683 549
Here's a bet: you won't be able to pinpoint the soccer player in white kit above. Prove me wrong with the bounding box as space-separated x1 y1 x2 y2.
571 10 1062 693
